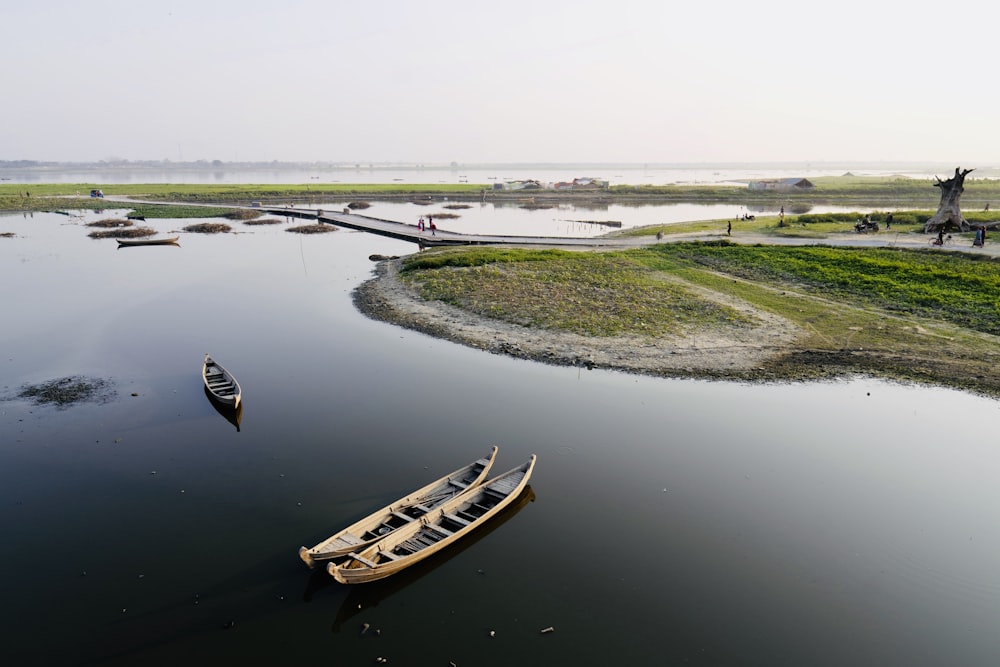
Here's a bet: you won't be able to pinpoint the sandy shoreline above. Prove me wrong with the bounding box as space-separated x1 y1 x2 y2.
353 258 802 379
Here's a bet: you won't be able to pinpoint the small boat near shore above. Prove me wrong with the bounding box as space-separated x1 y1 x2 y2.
116 236 179 247
327 455 536 584
299 447 499 568
202 354 242 409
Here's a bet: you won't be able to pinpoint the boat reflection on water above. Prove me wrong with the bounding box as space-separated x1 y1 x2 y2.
305 485 535 633
204 386 243 431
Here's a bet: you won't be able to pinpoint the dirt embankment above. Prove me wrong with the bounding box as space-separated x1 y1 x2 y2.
354 259 801 378
354 257 1000 395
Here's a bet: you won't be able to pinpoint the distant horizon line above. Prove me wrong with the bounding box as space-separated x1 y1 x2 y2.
0 159 982 170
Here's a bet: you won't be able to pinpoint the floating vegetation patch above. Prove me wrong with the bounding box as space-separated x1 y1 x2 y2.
225 209 262 221
88 218 134 228
243 217 283 226
184 223 232 234
16 376 116 408
443 204 471 210
348 201 371 209
286 224 334 234
1 232 14 238
427 212 460 219
89 226 156 239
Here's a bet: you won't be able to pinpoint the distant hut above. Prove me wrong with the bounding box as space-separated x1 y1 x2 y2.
748 177 815 192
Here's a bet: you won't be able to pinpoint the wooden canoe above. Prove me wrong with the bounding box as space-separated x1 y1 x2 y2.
202 353 242 409
116 236 179 247
299 446 498 568
327 455 536 584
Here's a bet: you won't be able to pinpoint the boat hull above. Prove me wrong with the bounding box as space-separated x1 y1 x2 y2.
117 236 179 247
299 446 499 568
202 354 242 409
328 455 536 584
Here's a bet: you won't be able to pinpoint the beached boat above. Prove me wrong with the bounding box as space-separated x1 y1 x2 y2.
202 354 242 409
116 236 179 247
299 447 499 569
327 455 536 584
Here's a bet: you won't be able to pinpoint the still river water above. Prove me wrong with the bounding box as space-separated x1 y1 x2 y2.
2 195 1000 666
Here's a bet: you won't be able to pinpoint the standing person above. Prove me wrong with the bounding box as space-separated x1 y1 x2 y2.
418 216 424 232
727 221 732 236
430 221 436 236
885 212 893 229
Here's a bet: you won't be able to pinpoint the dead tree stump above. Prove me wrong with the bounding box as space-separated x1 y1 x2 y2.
924 167 974 232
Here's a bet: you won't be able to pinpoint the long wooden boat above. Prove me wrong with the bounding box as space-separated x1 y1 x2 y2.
202 353 242 409
116 236 179 247
325 486 535 630
327 455 536 584
299 447 498 569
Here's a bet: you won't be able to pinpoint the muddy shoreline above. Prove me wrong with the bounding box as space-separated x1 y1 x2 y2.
353 257 1000 395
355 259 805 381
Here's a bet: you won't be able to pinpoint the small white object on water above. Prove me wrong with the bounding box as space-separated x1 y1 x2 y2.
489 630 496 637
541 626 555 634
361 622 370 635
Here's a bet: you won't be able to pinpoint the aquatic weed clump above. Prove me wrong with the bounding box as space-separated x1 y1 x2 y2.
184 223 232 234
225 209 262 221
89 227 155 239
17 376 117 408
286 224 333 234
87 218 134 228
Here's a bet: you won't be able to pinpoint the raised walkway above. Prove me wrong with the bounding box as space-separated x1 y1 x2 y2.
266 205 1000 255
264 206 655 249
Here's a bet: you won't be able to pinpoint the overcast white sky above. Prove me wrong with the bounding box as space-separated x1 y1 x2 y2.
4 0 997 164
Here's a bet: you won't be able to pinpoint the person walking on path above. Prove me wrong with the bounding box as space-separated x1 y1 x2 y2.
430 221 437 236
727 221 732 236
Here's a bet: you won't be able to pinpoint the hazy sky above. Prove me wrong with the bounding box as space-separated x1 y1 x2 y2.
5 0 998 164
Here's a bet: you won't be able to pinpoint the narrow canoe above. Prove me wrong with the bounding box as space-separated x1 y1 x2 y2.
299 446 498 568
116 236 179 247
327 455 536 584
202 353 242 409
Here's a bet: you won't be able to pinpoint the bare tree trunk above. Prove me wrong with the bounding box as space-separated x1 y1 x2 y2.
924 167 974 232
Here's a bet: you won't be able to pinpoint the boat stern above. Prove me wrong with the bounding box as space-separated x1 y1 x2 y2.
299 546 316 569
327 561 350 585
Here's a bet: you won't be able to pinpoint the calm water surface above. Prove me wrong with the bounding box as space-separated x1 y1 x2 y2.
2 210 1000 666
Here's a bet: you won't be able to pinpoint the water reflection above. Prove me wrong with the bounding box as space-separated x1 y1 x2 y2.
316 487 536 633
3 212 1000 666
204 386 243 431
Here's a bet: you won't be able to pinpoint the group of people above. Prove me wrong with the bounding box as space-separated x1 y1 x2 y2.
417 216 436 235
974 225 988 247
933 225 989 247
